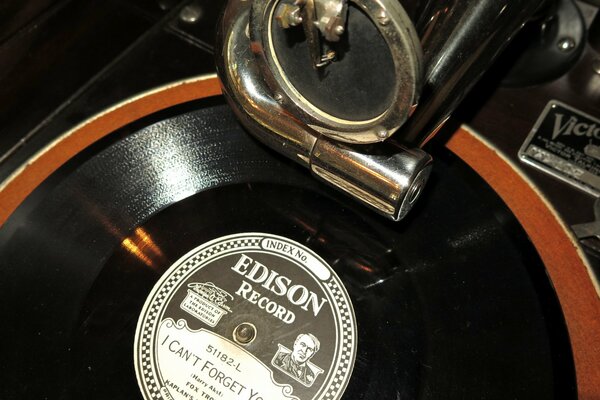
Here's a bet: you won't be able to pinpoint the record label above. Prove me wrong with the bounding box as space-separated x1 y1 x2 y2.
134 233 357 400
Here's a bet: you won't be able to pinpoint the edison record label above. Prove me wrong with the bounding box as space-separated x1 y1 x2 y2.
134 232 357 400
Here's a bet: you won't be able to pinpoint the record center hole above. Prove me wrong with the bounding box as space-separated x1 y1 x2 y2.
233 323 256 345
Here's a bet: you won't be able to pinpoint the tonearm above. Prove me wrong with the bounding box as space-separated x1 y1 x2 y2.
216 0 546 220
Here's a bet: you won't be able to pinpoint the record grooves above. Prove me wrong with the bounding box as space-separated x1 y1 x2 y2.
0 97 576 399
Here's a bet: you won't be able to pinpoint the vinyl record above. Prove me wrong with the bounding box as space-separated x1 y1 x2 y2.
0 98 576 399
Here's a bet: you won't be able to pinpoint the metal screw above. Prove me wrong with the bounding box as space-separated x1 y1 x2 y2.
376 128 388 139
334 25 344 36
274 93 284 103
275 4 303 28
288 9 303 25
378 10 390 26
557 37 575 52
593 59 600 76
179 3 203 23
233 323 256 345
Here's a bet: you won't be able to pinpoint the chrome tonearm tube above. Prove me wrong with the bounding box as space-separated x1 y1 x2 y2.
216 0 545 221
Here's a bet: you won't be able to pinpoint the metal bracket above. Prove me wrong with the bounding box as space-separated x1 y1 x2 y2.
275 0 348 68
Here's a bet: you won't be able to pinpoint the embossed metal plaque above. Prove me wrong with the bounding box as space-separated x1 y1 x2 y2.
519 100 600 195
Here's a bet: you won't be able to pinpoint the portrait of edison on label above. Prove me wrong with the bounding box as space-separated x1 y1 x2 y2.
271 333 325 387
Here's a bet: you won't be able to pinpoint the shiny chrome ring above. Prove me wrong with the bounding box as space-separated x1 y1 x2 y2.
250 0 423 144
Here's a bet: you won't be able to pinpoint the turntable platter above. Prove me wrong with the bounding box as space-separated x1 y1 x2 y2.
0 96 576 399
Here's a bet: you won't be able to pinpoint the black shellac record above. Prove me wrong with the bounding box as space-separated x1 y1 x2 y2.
0 98 576 399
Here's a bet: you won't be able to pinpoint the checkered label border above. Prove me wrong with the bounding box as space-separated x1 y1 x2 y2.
134 233 357 400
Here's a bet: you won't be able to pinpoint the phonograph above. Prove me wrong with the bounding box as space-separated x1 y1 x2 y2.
0 0 599 399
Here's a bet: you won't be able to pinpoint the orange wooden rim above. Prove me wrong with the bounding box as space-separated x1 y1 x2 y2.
447 128 600 399
1 75 598 398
